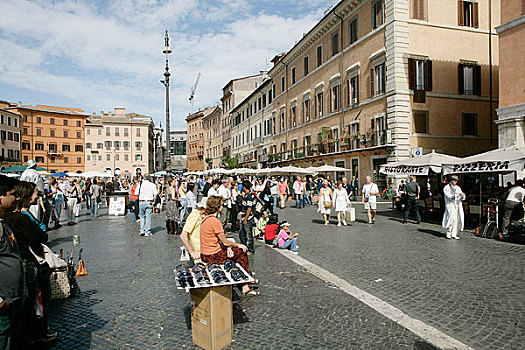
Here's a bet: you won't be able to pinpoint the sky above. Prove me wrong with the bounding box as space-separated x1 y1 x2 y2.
0 0 335 128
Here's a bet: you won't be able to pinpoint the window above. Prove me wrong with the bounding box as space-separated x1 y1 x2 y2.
304 56 309 76
408 59 433 91
106 154 111 161
272 84 276 99
115 127 119 136
77 131 81 138
98 129 101 135
36 129 41 136
75 120 81 127
115 154 119 161
349 16 358 45
7 117 11 126
64 157 68 163
23 128 27 135
331 84 341 112
62 144 70 152
281 76 285 93
280 108 286 131
291 67 296 85
97 143 103 149
458 63 481 95
50 118 55 125
105 141 112 148
136 128 141 137
77 157 81 164
370 64 386 96
135 141 142 148
86 143 92 149
413 110 429 134
14 118 17 127
291 105 297 127
63 130 68 138
331 30 340 56
62 119 68 126
106 127 110 136
0 115 3 124
14 133 19 142
462 113 478 135
75 145 83 152
124 154 129 161
87 155 91 161
316 91 324 117
22 142 30 150
412 0 427 20
372 0 384 29
304 98 311 122
135 154 142 161
7 132 12 141
0 130 5 141
124 128 129 136
23 115 27 122
458 1 479 28
349 75 359 105
255 82 258 89
317 45 323 67
114 141 120 149
35 156 44 163
36 117 41 123
49 144 57 151
123 141 129 149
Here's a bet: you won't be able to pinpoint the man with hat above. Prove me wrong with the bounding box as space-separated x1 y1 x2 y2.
19 160 44 221
180 197 207 260
442 175 466 239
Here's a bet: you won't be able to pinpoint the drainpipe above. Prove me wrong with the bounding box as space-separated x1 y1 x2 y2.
334 11 345 144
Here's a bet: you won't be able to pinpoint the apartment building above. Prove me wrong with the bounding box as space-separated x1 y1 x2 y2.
203 105 223 169
7 104 88 173
231 79 274 168
267 0 499 190
220 73 266 161
187 107 215 172
169 128 187 173
84 108 155 176
495 0 524 148
0 108 21 168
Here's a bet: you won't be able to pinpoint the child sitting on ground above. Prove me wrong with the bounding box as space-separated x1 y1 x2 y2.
264 214 279 246
254 210 269 240
277 221 298 254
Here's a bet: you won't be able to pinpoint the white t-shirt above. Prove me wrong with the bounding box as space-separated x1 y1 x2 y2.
208 187 219 197
217 185 232 208
362 183 379 203
507 186 525 203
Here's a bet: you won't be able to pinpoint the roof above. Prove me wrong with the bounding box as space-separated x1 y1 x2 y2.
86 113 154 127
230 79 272 114
186 106 216 122
0 108 22 117
221 72 266 92
7 104 89 116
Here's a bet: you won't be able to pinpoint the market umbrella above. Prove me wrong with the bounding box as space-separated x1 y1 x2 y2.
268 166 314 176
442 146 525 175
380 150 461 176
51 172 69 178
66 172 82 177
307 165 349 174
82 171 112 178
120 171 131 176
153 171 167 176
0 165 48 173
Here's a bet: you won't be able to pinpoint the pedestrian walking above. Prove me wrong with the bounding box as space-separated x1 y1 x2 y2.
217 179 232 225
442 175 465 239
178 181 188 227
90 180 102 218
64 179 78 225
333 181 351 226
278 178 288 209
260 182 273 214
362 176 379 224
403 176 421 224
239 180 257 255
351 175 359 201
318 180 333 225
269 176 279 213
166 179 180 235
129 178 140 222
293 177 303 208
135 175 158 237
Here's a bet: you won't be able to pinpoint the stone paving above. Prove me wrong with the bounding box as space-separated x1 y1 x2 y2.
42 206 440 349
275 203 524 350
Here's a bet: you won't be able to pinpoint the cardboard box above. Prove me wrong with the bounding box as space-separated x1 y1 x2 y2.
190 285 233 350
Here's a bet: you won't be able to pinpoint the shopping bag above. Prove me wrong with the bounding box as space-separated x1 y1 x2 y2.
346 207 355 222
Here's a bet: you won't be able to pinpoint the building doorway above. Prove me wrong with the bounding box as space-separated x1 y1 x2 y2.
371 156 387 191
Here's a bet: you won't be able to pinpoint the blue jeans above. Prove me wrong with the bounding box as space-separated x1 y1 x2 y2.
239 218 255 254
91 200 99 217
139 201 153 235
179 198 188 226
129 200 138 221
295 194 304 208
0 299 22 350
272 194 278 213
280 238 297 252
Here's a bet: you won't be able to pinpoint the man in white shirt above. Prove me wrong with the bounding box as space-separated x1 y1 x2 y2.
503 179 525 233
207 179 220 197
217 179 232 225
134 175 158 237
20 159 45 220
293 177 304 209
362 176 379 224
269 176 279 213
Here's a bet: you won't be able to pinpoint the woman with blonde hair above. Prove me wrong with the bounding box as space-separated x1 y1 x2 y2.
318 180 333 225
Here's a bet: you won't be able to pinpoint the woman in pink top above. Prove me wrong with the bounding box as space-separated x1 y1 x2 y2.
277 221 298 253
277 178 288 209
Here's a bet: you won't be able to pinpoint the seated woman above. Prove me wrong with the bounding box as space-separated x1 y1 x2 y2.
277 221 298 254
200 196 260 296
254 210 269 240
264 214 279 246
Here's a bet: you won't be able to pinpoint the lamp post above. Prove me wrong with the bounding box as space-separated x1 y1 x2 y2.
161 30 172 171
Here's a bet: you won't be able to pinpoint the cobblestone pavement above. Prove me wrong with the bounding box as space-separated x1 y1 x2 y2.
275 203 524 350
42 206 441 349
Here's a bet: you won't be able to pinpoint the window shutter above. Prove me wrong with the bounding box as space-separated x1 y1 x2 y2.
356 75 360 103
458 64 464 94
419 0 426 20
408 58 416 90
473 2 479 28
329 89 333 112
458 0 464 26
425 60 433 91
345 80 349 106
370 68 375 97
474 65 482 95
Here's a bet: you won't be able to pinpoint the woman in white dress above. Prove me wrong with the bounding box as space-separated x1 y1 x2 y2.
318 180 333 226
332 181 351 226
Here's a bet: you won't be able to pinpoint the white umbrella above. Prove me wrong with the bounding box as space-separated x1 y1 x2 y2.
307 165 348 174
380 150 461 176
268 166 314 175
82 171 112 178
442 146 525 175
66 172 82 177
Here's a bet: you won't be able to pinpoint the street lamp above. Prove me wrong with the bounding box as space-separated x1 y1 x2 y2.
160 30 172 171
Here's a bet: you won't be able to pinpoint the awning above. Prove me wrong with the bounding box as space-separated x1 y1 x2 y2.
380 151 461 176
442 146 525 175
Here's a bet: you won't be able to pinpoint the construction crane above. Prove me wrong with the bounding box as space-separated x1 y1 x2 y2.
189 73 201 112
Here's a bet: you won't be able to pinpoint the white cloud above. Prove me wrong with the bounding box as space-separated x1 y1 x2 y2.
0 0 330 127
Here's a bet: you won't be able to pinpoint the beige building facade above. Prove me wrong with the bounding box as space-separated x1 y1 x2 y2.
204 105 222 169
84 108 155 176
495 0 524 148
266 0 500 190
187 107 215 172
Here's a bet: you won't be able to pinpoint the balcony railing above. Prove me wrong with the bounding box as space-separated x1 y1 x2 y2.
268 131 391 163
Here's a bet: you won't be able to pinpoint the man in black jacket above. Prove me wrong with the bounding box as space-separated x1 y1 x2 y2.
403 176 421 224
